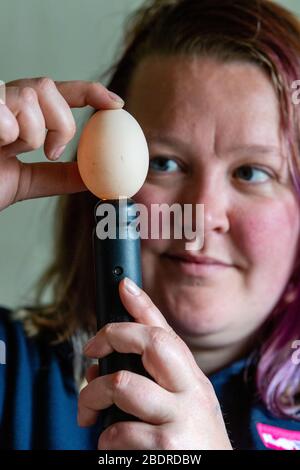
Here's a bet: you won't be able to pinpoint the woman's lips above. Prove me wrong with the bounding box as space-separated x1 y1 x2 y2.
163 253 234 277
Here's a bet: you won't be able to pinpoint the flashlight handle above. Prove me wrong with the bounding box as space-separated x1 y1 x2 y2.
93 199 150 431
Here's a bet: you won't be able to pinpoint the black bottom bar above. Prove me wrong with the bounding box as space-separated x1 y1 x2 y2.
0 450 298 467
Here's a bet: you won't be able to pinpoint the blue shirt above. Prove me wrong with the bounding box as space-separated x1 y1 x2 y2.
0 306 299 450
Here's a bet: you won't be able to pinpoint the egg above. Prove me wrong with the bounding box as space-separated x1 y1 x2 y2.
77 109 149 199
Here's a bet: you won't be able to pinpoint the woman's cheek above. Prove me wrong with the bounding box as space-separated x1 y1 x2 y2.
243 200 298 258
134 182 176 205
236 198 300 300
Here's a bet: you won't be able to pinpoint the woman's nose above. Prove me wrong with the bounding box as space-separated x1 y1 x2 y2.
183 174 230 236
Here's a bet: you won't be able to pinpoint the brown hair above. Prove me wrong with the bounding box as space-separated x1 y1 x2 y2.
18 0 300 418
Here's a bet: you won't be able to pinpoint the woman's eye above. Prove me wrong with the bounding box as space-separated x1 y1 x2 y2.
149 156 180 173
234 165 273 183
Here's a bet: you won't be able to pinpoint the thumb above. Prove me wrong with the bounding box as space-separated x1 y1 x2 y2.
15 160 87 202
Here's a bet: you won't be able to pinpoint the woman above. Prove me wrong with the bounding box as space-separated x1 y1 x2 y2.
0 0 300 450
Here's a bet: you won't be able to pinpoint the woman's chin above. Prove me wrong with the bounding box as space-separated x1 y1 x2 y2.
163 306 230 339
143 269 239 338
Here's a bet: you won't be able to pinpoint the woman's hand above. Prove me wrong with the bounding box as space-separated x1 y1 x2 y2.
0 77 124 211
78 277 232 450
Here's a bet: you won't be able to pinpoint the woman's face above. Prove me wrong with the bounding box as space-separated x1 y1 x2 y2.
125 55 300 352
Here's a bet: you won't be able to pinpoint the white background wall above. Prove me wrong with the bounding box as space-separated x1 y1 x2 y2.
0 0 298 309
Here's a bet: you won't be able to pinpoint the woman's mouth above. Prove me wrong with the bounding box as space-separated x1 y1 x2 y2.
162 252 234 277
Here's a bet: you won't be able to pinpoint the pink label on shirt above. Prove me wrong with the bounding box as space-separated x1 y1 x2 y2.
257 423 300 450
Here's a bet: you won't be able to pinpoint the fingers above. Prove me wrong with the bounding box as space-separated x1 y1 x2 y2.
86 364 99 383
14 161 87 202
1 86 46 158
55 80 124 109
78 370 175 427
84 322 200 392
3 78 124 161
98 421 164 450
0 101 19 146
119 277 170 329
7 78 77 160
119 277 203 381
32 78 76 160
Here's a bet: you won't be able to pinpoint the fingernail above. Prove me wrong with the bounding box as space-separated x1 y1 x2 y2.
50 144 66 160
107 90 124 105
0 98 5 105
83 335 96 353
124 277 141 296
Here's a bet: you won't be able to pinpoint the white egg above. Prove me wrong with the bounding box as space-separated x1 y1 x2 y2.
77 109 149 199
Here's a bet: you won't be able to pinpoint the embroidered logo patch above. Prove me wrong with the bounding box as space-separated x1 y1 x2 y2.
257 423 300 450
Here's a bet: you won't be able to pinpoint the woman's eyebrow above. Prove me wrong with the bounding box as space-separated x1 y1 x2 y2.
145 133 186 149
147 135 282 159
227 144 285 169
228 144 282 157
